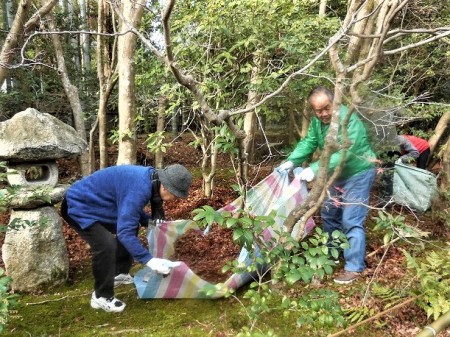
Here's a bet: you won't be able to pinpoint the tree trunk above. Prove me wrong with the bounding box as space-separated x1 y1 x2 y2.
95 1 118 169
79 0 91 77
116 0 145 165
154 97 167 168
1 0 13 91
171 110 179 137
300 105 310 139
200 126 217 199
0 0 30 88
242 52 263 180
67 0 81 86
442 136 450 191
48 13 90 176
428 111 450 157
0 0 57 89
319 0 327 16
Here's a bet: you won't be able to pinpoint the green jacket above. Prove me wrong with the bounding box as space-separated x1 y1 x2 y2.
287 105 376 180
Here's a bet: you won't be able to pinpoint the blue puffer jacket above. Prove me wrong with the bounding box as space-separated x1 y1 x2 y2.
65 165 153 264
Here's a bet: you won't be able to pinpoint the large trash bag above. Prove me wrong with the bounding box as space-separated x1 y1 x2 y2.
393 163 438 212
134 168 315 299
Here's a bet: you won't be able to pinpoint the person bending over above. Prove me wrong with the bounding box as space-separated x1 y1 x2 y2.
61 164 192 312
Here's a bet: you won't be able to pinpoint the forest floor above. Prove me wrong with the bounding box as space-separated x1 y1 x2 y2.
1 134 450 337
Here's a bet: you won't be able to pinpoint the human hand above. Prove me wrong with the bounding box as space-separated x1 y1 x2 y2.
275 160 294 172
146 258 182 275
299 167 315 182
395 158 403 164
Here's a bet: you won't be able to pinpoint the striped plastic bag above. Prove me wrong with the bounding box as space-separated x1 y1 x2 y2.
134 168 316 299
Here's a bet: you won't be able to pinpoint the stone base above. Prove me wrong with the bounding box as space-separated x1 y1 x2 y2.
2 206 69 292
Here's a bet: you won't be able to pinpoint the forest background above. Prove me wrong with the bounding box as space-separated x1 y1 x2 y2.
1 0 450 336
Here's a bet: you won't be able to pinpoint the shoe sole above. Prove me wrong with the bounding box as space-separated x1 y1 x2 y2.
114 281 134 287
91 303 125 312
333 279 357 284
91 300 126 313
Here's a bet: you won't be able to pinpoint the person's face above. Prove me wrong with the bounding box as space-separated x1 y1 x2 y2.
310 93 332 124
159 184 177 201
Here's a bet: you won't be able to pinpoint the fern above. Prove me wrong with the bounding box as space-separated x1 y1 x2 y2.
402 248 450 319
343 306 376 323
372 283 404 309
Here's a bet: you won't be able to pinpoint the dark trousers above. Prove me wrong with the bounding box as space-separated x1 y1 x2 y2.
416 148 430 170
380 148 431 201
61 199 133 298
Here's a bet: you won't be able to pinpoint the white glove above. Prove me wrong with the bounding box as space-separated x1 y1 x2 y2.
299 167 315 182
395 158 403 164
275 160 294 172
146 258 181 275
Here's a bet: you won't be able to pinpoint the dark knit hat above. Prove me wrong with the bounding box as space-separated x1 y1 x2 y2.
157 164 192 198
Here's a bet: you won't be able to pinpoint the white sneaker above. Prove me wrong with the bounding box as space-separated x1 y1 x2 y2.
90 292 126 312
114 273 134 287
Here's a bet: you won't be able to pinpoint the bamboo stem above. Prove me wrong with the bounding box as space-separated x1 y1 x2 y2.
415 310 450 337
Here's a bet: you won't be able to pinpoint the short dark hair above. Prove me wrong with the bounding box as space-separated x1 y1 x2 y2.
307 86 334 105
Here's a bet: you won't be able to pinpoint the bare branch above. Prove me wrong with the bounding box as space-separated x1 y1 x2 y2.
229 26 347 116
384 29 450 55
24 0 58 33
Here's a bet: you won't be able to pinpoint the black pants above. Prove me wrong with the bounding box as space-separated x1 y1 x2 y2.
416 148 430 170
380 148 431 201
61 199 133 298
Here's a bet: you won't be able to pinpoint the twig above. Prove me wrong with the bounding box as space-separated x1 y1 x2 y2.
26 294 83 306
327 295 420 337
109 329 143 335
366 237 400 258
25 288 134 306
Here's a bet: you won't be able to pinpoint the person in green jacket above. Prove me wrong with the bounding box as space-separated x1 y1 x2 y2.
276 86 377 284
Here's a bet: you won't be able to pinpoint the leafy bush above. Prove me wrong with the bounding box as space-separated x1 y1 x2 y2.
192 205 348 335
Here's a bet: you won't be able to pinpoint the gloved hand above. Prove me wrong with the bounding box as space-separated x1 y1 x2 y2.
299 167 315 182
275 160 294 172
146 258 181 275
395 158 403 164
148 219 164 228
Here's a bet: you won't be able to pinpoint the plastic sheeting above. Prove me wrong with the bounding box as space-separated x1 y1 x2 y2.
393 163 438 212
134 168 315 299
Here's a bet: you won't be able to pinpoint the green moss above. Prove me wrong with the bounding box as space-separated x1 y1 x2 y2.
3 211 442 337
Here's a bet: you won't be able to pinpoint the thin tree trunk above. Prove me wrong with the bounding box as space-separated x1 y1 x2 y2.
428 111 450 157
319 0 327 16
200 126 217 198
116 0 145 165
0 0 30 87
89 117 98 173
154 97 167 168
48 13 90 176
1 0 13 91
96 1 118 169
243 52 264 180
67 0 81 86
0 0 57 90
300 105 310 139
79 0 91 77
171 111 179 137
442 137 450 190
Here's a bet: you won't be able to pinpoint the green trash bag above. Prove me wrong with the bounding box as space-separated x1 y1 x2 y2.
393 163 438 212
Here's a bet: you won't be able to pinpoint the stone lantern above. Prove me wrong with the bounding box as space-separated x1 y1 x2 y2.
0 108 87 292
